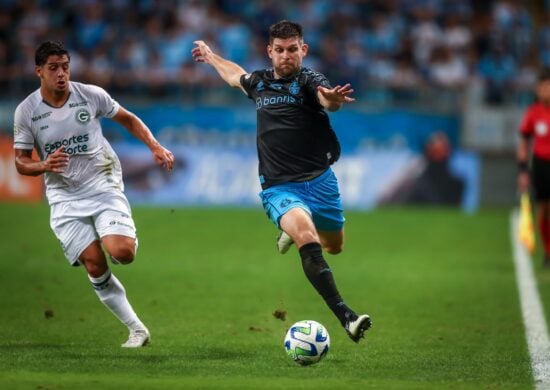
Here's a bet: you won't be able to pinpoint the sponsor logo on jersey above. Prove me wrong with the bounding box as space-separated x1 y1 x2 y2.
44 133 90 156
256 81 265 92
69 101 88 108
535 121 548 136
31 111 52 122
271 83 283 90
255 94 304 109
75 109 91 125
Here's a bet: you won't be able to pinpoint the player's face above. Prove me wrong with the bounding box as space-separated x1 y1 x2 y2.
537 80 550 104
268 37 308 79
36 54 70 96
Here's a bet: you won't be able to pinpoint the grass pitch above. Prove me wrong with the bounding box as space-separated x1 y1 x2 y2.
0 203 543 389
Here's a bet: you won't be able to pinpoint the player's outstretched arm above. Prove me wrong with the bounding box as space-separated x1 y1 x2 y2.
317 83 356 112
112 107 175 171
192 40 247 93
15 146 69 176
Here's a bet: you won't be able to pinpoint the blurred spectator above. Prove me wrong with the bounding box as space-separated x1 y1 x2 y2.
440 14 472 53
427 45 469 89
478 44 517 104
0 0 546 106
379 131 465 206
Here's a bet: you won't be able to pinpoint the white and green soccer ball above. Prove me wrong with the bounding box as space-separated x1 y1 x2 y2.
284 320 330 365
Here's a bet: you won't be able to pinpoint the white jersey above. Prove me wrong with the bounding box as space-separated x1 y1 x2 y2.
13 81 123 204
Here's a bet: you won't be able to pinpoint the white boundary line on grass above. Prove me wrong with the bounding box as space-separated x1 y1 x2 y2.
510 211 550 390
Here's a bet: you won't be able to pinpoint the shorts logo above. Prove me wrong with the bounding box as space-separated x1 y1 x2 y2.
535 121 548 136
109 219 134 229
289 81 300 95
75 109 91 125
280 199 292 208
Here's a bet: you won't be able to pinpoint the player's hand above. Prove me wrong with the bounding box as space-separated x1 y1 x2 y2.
44 146 69 173
192 40 213 63
152 144 175 171
317 84 356 104
518 171 530 193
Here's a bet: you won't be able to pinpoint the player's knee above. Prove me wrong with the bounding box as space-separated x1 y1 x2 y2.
325 244 343 255
81 258 108 277
108 245 135 264
295 231 318 246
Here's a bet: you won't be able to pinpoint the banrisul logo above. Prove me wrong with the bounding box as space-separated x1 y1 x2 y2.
75 109 91 125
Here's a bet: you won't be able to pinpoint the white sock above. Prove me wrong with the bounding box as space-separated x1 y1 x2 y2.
88 270 146 332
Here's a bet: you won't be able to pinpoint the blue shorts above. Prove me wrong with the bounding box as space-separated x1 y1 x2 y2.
259 168 345 232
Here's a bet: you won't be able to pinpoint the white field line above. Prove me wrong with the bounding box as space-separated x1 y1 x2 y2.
510 211 550 389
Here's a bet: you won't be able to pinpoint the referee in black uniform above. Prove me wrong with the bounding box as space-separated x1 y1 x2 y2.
192 20 371 342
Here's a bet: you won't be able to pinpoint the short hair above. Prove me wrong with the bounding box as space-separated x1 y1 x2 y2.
35 41 70 66
269 20 303 43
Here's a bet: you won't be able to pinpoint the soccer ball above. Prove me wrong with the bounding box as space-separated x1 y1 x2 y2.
284 320 330 365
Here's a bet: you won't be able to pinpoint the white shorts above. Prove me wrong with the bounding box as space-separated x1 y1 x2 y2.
50 191 137 265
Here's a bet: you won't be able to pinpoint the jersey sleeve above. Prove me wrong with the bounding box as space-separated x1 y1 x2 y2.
301 69 332 106
87 84 120 119
13 103 35 150
240 71 261 98
519 106 534 137
303 69 331 95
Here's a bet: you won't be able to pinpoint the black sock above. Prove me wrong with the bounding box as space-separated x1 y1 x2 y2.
299 242 357 326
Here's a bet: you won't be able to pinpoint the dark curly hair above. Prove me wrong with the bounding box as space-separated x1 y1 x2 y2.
35 41 70 66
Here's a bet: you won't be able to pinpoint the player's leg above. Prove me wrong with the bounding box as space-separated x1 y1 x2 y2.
281 209 371 342
102 235 137 265
280 207 320 246
306 168 371 342
91 192 149 347
536 201 550 266
280 207 346 319
532 156 550 266
94 192 138 265
261 186 343 312
78 240 150 347
318 229 344 255
261 177 371 341
51 200 149 347
260 185 306 254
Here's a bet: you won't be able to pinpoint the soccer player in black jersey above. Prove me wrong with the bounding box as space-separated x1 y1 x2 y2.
192 20 371 342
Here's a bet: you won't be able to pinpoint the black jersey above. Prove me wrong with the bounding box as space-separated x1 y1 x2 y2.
240 67 341 189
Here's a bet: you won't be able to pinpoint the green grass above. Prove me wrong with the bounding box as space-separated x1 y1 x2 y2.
0 203 542 389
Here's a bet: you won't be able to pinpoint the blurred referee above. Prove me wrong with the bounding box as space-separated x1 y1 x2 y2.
518 68 550 267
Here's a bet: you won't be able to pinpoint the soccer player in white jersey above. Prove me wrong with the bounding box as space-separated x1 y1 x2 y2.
13 41 175 348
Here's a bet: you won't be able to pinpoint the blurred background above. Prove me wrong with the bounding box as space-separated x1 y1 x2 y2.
0 0 547 211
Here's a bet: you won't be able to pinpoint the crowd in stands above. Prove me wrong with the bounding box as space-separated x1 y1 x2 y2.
0 0 547 106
